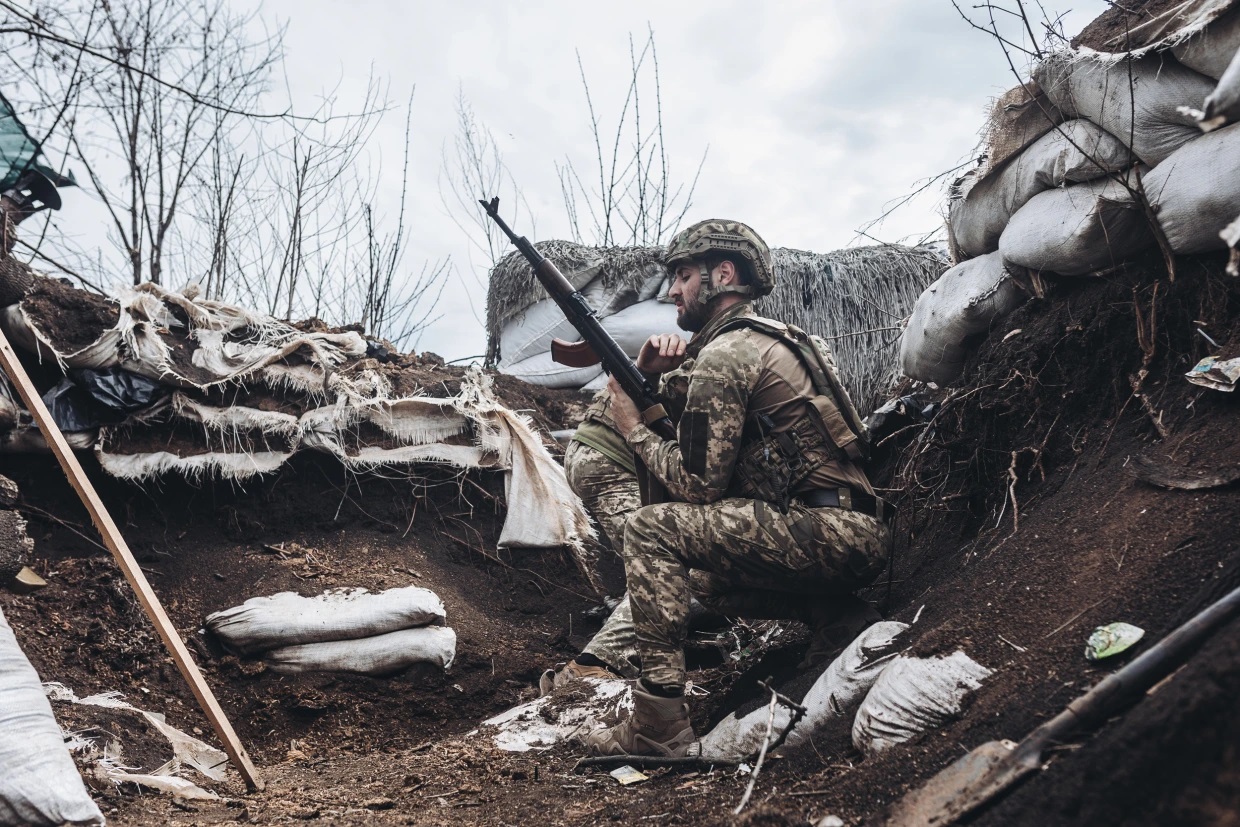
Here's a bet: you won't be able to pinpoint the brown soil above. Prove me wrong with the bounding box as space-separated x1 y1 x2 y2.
3 250 1240 826
1072 0 1200 52
22 277 119 353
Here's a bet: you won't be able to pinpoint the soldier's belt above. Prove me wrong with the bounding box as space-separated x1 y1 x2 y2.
795 487 891 523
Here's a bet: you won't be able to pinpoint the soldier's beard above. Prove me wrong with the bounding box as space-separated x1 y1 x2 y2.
676 297 709 332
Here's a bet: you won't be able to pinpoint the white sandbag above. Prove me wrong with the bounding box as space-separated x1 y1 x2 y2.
851 651 992 755
1034 50 1217 165
498 296 587 367
1172 3 1240 79
499 351 604 389
900 252 1027 386
950 120 1134 258
499 298 679 390
265 625 456 675
205 586 446 656
1202 47 1240 126
497 268 667 366
0 608 104 827
698 621 908 760
999 167 1154 275
1146 123 1240 254
600 297 680 354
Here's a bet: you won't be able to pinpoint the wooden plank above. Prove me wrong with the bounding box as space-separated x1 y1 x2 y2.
0 328 264 792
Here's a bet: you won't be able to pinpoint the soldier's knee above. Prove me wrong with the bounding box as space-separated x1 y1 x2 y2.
624 504 681 558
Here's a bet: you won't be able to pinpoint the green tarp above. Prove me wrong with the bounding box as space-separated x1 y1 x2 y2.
0 92 71 191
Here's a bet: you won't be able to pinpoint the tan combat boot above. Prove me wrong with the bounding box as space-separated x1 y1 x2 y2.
584 683 697 757
538 659 614 696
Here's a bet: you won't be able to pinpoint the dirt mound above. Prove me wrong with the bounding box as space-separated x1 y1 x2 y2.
1072 0 1196 51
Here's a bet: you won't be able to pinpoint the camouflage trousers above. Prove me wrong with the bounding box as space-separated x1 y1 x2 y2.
624 498 891 689
564 441 644 677
564 440 641 556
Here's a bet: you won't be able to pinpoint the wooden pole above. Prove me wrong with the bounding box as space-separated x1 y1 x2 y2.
0 328 264 792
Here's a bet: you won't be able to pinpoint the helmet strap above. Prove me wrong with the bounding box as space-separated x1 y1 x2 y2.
695 260 753 305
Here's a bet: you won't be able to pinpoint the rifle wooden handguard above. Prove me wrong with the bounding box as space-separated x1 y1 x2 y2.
550 338 601 368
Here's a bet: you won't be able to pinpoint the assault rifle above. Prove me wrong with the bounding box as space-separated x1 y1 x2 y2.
480 196 676 442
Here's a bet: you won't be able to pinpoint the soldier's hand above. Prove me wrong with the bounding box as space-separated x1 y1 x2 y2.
606 376 641 437
636 334 688 374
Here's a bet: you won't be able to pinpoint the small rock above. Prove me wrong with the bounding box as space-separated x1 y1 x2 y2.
289 806 320 820
363 797 395 811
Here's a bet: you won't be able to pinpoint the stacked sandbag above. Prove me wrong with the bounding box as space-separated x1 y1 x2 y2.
900 252 1027 386
205 586 456 676
698 621 908 759
1000 166 1154 275
0 606 104 826
1202 47 1240 126
1171 2 1240 79
950 120 1134 259
1033 50 1216 166
917 4 1240 386
1146 122 1240 253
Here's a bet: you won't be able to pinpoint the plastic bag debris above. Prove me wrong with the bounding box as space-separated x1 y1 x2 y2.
1085 622 1145 661
1185 355 1240 390
47 683 228 783
41 379 100 433
41 368 167 433
609 765 648 785
852 651 993 755
76 367 166 413
482 677 631 752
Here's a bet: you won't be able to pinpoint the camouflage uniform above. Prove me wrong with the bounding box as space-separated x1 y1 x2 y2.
621 302 890 689
564 395 644 677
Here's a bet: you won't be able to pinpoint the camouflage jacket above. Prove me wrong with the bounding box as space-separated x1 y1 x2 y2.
626 302 872 504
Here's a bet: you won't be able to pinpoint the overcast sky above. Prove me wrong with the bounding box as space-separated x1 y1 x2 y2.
108 1 1113 360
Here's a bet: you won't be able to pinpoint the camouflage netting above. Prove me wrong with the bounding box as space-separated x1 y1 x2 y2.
486 241 947 414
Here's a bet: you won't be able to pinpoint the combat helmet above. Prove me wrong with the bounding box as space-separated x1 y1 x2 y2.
663 219 775 302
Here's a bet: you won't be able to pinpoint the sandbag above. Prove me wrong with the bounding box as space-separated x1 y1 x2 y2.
496 298 679 389
1146 123 1240 254
205 586 446 656
950 120 1134 258
0 607 103 826
499 352 604 389
495 264 667 366
900 252 1027 386
999 166 1154 275
1034 50 1216 165
698 621 908 760
1172 2 1240 79
265 625 457 675
851 651 992 755
1202 46 1240 125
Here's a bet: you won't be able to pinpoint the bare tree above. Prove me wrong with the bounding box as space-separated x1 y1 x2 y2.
439 90 533 272
559 26 707 246
0 0 447 348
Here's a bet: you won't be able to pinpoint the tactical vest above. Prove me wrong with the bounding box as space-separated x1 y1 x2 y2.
716 315 870 463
